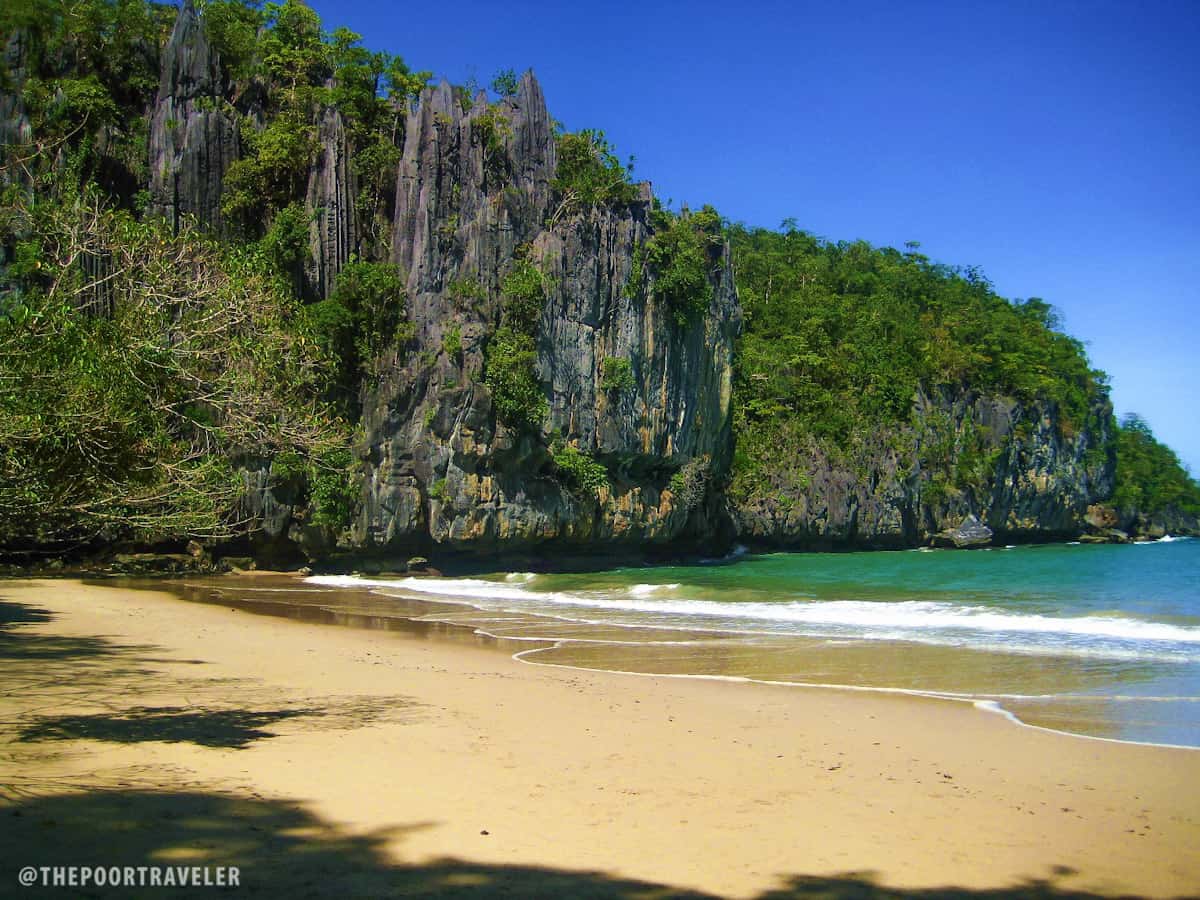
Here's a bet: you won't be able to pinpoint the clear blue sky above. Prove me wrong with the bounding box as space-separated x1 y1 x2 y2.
308 0 1200 473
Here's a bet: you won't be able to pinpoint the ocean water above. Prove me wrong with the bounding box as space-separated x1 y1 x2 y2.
307 537 1200 748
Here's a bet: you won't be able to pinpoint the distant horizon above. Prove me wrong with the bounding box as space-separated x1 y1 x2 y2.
307 0 1200 476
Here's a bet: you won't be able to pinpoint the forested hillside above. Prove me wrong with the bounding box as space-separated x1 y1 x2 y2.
0 0 1194 570
728 225 1197 546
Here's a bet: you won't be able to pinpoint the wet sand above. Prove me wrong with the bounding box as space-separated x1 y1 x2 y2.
2 577 1198 898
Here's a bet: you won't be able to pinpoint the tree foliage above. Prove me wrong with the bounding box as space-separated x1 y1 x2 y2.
731 223 1106 435
484 326 546 431
0 187 349 546
0 0 174 194
214 1 429 236
728 222 1111 503
0 0 428 551
631 204 723 326
490 68 519 98
600 357 634 393
549 129 638 223
551 441 608 498
483 253 550 430
1111 414 1200 517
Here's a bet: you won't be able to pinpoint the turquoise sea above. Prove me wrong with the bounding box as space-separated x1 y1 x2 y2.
308 537 1200 748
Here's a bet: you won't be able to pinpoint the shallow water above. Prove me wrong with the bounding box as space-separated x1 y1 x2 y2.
303 538 1200 747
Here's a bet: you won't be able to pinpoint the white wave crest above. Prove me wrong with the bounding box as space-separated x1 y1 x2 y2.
627 583 681 596
306 574 1200 648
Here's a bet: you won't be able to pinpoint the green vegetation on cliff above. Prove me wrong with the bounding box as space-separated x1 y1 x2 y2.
2 0 1196 559
731 224 1106 435
727 223 1113 508
0 187 346 545
550 129 638 222
0 0 431 546
1112 415 1200 519
631 204 724 327
1 0 172 196
485 252 551 430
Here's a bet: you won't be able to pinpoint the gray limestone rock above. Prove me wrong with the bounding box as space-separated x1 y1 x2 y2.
304 105 357 298
933 514 993 549
356 71 740 557
147 0 239 234
0 31 33 180
728 387 1116 549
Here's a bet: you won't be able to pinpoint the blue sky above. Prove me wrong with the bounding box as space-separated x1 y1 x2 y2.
309 0 1200 473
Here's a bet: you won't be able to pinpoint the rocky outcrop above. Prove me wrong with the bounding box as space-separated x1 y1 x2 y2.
0 31 33 293
933 514 993 549
147 0 239 234
304 105 356 299
351 73 739 559
6 2 1187 569
0 31 33 182
730 388 1115 549
1119 508 1200 541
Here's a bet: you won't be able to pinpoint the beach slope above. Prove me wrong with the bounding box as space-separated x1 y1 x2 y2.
1 578 1197 898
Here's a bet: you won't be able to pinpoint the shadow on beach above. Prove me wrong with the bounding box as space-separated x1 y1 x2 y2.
0 597 1188 899
0 596 416 760
1 788 1175 899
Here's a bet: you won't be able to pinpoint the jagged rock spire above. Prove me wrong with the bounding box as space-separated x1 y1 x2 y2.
147 0 239 234
304 105 356 299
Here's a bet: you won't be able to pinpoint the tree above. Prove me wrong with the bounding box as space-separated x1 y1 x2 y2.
549 129 638 224
490 68 519 98
0 188 349 546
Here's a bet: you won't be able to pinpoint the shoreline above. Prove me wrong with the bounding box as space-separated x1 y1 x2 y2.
3 531 1192 582
2 577 1199 897
322 571 1200 753
105 567 1200 748
512 653 1200 754
301 561 1200 750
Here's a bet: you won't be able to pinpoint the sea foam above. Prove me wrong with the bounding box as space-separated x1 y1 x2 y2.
306 574 1200 648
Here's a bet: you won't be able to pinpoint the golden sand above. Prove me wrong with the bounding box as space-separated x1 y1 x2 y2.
1 577 1197 898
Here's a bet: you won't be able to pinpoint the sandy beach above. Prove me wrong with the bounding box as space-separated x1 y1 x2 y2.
1 577 1198 898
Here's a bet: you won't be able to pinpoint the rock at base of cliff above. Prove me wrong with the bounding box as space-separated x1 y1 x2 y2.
1084 504 1119 531
1078 529 1132 544
932 514 993 549
405 556 443 577
110 553 212 575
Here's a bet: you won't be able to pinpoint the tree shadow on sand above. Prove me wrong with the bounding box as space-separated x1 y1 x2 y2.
0 599 53 627
0 598 418 756
1 789 1184 900
17 707 319 750
0 596 193 666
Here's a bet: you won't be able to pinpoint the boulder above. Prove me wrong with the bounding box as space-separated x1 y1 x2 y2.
932 514 993 549
1085 504 1119 530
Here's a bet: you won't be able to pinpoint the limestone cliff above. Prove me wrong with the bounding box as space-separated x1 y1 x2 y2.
730 388 1116 549
349 74 739 559
304 104 356 299
9 0 1167 569
147 0 239 234
0 32 32 181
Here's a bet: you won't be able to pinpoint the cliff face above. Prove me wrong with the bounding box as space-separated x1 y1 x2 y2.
730 388 1116 549
147 0 239 235
18 0 1143 566
304 105 356 299
0 32 32 178
351 75 738 559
